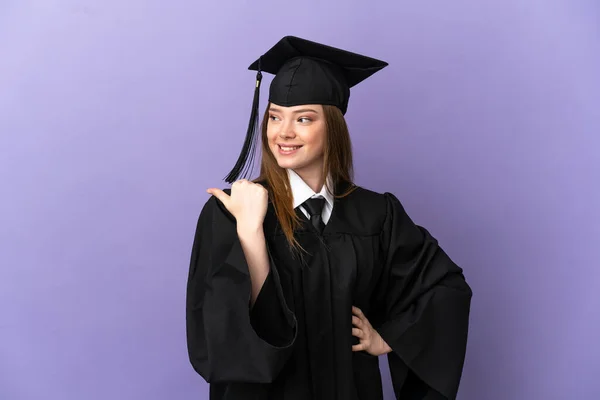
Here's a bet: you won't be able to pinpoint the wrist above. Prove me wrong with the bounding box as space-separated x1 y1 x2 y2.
376 332 392 355
237 222 263 236
381 341 392 355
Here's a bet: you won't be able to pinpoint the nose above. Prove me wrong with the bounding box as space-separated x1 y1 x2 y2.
278 119 296 139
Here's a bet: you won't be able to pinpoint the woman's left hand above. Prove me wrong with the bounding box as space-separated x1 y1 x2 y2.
351 306 392 356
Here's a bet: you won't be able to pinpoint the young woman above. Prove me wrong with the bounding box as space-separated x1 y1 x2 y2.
186 36 472 400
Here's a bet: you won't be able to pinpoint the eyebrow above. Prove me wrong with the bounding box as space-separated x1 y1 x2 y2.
269 107 319 114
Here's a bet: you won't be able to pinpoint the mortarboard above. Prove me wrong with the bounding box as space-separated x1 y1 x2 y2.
224 35 388 183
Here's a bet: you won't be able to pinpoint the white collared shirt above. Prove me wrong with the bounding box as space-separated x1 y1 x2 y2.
287 169 334 224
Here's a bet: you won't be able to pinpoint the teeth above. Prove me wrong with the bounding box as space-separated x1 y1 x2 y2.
280 146 300 151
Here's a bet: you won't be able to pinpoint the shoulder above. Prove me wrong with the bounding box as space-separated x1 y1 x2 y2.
345 185 401 212
346 185 385 200
198 188 235 223
348 185 412 223
336 185 405 232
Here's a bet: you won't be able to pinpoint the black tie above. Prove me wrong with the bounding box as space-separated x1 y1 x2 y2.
302 197 326 234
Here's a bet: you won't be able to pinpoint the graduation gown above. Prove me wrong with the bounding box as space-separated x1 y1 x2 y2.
186 181 472 400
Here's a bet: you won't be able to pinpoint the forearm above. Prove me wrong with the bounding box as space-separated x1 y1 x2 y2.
236 224 270 306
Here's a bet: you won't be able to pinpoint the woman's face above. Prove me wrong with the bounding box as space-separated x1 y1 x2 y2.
266 104 327 177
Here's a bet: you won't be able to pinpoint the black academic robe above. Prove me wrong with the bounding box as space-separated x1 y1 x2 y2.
186 181 472 400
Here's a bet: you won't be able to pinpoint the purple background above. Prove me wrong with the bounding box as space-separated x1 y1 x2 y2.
1 1 599 399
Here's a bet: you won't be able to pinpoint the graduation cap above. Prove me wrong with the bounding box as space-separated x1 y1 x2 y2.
224 35 388 183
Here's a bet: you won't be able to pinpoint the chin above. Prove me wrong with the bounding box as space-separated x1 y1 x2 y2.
277 160 301 170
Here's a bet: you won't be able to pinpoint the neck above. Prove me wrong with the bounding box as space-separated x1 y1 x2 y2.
293 165 325 193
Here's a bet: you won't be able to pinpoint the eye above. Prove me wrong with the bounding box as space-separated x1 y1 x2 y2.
269 115 280 121
298 117 312 123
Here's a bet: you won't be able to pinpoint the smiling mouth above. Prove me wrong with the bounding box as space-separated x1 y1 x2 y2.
278 145 303 151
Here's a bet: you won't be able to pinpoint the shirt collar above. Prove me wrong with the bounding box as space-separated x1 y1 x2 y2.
287 169 334 210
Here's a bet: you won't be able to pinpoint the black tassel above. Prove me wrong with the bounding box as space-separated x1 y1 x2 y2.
224 65 263 183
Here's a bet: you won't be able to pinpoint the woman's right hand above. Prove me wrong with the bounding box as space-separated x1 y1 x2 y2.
207 179 268 231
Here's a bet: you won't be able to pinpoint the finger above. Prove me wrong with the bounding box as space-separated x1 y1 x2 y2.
352 316 363 328
352 343 366 352
207 188 230 207
352 306 364 318
352 328 365 339
353 308 373 330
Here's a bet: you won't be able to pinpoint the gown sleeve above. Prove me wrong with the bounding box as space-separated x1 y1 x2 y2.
185 193 297 384
375 193 472 400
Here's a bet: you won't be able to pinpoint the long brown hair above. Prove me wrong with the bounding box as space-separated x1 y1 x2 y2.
255 103 357 253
